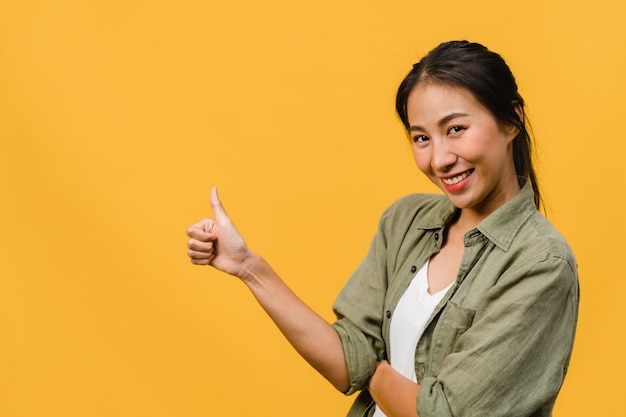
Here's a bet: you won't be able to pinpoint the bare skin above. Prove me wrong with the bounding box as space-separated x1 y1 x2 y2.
186 188 350 393
428 220 465 294
186 82 523 417
367 84 521 417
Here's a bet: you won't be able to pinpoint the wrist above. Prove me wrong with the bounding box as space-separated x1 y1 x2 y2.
237 251 269 284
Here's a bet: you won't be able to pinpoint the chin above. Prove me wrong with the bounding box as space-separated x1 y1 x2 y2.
444 194 476 210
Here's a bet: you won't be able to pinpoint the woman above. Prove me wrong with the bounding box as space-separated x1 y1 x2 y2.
186 41 579 417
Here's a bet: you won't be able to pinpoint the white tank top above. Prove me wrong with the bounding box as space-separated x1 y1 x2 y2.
373 260 453 417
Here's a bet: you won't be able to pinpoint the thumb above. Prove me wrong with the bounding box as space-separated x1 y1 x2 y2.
210 186 230 223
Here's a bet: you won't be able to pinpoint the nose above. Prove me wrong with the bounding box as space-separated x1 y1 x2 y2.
430 140 457 172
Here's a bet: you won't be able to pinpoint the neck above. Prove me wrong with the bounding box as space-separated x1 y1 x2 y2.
457 182 521 231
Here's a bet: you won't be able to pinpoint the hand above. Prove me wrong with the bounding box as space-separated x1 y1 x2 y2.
186 187 252 278
187 188 350 392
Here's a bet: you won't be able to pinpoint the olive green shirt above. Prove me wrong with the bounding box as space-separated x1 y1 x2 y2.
332 183 579 417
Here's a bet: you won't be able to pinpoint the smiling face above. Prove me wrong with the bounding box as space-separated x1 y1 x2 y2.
407 82 521 224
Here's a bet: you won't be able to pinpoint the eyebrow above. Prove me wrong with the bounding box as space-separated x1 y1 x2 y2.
409 112 470 132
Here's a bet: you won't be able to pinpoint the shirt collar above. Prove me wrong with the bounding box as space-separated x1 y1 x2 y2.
414 196 457 231
414 181 537 251
476 181 537 251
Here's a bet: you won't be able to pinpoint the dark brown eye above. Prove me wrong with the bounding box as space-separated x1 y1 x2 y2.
448 126 464 134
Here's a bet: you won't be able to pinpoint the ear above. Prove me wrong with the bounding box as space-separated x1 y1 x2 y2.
513 101 524 124
504 101 524 143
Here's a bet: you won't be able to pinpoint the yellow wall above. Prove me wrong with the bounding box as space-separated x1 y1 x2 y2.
1 1 623 415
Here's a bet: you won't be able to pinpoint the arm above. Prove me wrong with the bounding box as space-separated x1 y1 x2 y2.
368 255 578 417
368 361 420 417
186 187 350 392
417 256 578 417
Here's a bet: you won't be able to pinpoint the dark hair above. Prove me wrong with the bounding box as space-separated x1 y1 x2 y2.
396 40 541 210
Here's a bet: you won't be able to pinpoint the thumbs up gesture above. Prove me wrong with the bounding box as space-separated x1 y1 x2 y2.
186 187 251 277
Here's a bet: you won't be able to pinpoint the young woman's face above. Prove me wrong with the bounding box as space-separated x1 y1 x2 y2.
407 82 520 220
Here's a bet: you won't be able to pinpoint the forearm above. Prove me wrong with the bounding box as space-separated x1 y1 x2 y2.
368 361 420 417
238 251 350 392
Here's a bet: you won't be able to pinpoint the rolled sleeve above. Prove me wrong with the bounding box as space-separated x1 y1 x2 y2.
331 207 394 395
332 319 379 394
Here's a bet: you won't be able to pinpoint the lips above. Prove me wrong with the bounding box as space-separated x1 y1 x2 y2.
442 169 473 186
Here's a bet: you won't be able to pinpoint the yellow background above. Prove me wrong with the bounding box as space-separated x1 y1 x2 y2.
1 0 623 415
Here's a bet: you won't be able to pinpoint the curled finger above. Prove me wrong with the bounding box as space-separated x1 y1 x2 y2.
187 238 214 253
188 248 215 264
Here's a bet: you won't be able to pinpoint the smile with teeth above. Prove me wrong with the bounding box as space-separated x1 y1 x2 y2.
442 169 473 185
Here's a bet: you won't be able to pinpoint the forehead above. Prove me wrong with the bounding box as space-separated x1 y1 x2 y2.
406 82 489 124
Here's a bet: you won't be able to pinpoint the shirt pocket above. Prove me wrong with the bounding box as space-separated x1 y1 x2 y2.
430 301 476 375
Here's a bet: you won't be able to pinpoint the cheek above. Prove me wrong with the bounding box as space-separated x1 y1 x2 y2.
463 128 508 163
412 148 431 174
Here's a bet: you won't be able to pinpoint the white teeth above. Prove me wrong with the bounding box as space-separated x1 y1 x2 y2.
443 171 470 185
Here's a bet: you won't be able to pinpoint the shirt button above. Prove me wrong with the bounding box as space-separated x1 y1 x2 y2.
421 365 426 375
386 310 391 319
410 265 417 273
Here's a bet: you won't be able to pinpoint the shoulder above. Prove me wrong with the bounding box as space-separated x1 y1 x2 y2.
382 193 451 222
372 193 455 251
524 213 575 262
390 192 449 209
513 211 578 277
